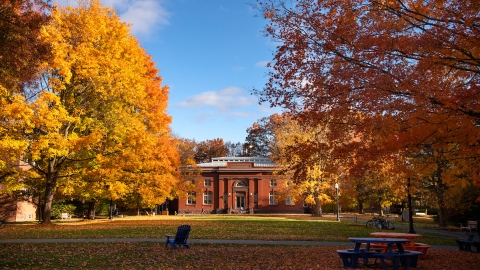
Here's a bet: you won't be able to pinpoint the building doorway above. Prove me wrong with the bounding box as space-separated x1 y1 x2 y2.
236 194 245 209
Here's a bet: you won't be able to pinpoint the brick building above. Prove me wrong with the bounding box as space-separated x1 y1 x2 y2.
0 191 37 222
168 157 304 214
0 160 37 222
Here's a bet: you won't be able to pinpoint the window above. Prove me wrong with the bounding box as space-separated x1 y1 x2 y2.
254 193 258 205
286 196 294 206
235 181 247 187
203 191 212 205
204 179 212 187
269 179 277 187
269 191 278 205
223 193 228 205
187 192 196 205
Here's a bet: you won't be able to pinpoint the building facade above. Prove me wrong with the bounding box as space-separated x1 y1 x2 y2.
169 157 304 214
0 160 37 222
0 189 37 222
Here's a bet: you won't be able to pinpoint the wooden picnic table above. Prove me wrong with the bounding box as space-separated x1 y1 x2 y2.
370 232 431 258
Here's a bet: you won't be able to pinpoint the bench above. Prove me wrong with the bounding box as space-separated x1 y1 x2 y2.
456 239 480 252
371 242 431 259
337 249 379 268
407 243 431 258
460 220 477 232
337 249 422 269
346 248 384 266
374 251 423 270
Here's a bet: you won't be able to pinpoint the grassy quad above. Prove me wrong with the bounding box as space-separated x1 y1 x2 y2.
1 214 477 269
0 214 457 246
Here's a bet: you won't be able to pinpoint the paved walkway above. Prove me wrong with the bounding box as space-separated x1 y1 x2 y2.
0 237 460 250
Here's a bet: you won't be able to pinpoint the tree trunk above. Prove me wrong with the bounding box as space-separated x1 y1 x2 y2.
437 197 447 227
40 173 57 224
433 167 447 227
313 197 322 216
358 199 364 214
87 200 96 219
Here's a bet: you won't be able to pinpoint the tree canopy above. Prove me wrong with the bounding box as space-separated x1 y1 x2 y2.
1 0 179 223
254 0 480 223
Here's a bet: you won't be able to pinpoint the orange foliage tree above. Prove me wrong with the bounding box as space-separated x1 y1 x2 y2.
173 137 202 201
194 138 228 163
254 0 480 223
0 0 51 92
5 0 180 223
0 0 51 191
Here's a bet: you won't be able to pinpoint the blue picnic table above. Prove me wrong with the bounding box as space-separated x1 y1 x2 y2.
337 237 423 270
350 237 410 253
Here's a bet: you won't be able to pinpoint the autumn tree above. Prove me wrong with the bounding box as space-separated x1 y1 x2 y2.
406 141 480 226
350 156 406 216
245 113 286 157
0 0 51 92
173 137 201 201
254 0 480 223
8 0 180 223
194 138 228 163
269 115 342 216
255 0 479 126
0 0 51 192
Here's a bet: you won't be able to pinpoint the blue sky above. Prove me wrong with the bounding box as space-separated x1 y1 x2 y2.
96 0 281 143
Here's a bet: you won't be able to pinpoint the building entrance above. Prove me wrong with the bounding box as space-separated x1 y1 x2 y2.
236 195 245 209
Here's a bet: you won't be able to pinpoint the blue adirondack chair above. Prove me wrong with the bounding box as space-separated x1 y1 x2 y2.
165 224 191 249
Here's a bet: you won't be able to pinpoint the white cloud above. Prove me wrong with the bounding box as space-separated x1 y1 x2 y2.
255 61 269 68
56 1 170 36
119 0 170 36
179 87 257 113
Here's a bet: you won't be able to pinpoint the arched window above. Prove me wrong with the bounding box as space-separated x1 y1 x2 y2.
203 191 212 205
235 181 247 187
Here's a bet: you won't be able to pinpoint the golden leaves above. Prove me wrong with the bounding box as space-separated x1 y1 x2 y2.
0 0 179 218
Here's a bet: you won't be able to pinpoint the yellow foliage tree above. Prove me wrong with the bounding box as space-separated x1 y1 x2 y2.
11 0 180 223
271 115 341 216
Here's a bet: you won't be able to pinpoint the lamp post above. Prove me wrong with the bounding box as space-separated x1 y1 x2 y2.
406 161 415 234
335 183 340 221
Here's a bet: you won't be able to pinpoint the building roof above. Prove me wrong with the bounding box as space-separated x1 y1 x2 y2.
197 157 275 168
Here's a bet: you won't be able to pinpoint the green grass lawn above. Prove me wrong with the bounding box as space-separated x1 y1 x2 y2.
1 214 476 269
0 214 457 246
